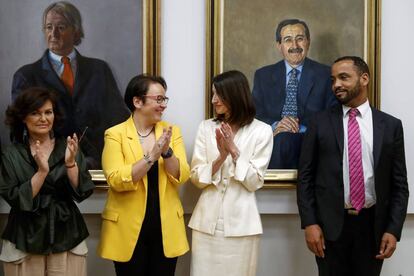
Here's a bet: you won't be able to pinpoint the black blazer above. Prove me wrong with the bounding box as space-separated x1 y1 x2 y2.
11 50 130 168
297 104 409 244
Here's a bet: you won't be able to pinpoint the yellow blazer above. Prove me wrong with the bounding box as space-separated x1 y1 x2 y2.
97 116 190 261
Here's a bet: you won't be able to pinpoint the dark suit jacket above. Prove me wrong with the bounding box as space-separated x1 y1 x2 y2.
11 50 130 168
297 104 409 244
252 58 337 168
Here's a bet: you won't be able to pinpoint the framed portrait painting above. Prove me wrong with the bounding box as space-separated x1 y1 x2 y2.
206 0 381 188
0 0 161 186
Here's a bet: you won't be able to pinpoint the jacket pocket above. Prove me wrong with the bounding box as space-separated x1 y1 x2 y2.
102 210 119 222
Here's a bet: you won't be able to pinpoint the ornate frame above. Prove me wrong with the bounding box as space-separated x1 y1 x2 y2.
92 0 161 186
205 0 381 188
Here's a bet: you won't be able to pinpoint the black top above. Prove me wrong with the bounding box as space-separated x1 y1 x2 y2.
0 137 95 254
141 161 161 234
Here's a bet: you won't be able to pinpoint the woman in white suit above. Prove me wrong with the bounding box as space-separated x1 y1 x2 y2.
189 70 273 276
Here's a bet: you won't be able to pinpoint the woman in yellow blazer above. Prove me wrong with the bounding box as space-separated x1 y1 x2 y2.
97 74 190 276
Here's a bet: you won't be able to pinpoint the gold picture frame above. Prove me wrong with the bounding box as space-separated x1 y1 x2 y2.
206 0 381 188
93 0 161 187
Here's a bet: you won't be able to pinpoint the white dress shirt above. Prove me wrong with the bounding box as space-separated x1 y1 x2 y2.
342 100 376 208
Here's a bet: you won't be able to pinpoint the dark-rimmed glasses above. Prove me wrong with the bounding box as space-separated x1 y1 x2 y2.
142 95 169 105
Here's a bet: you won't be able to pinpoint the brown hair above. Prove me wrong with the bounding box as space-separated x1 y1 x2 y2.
212 70 255 127
5 87 62 143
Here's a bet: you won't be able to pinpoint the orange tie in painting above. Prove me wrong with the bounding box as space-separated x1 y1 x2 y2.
61 56 74 94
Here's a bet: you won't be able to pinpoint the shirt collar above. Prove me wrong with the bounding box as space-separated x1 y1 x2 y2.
48 49 77 64
342 99 370 118
284 60 304 76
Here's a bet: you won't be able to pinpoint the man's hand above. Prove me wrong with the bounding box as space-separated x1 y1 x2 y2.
376 232 397 259
273 116 299 136
305 224 325 258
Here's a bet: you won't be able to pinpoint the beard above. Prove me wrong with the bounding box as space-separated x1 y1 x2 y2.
335 81 361 105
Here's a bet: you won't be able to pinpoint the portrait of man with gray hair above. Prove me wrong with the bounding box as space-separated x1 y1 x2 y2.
11 1 129 169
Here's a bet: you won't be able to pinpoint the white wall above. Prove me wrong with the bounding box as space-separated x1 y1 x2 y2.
381 0 414 212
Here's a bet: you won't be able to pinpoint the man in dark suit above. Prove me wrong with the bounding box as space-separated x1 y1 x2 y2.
11 1 129 169
252 19 337 168
297 56 409 276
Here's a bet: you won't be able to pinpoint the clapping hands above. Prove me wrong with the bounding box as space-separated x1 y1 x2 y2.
32 140 50 173
65 133 78 167
215 122 238 158
149 126 172 160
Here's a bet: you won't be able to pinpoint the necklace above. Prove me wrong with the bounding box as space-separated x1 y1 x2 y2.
137 126 154 143
29 137 55 157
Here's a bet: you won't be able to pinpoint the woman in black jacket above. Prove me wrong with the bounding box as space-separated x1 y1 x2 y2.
0 87 94 276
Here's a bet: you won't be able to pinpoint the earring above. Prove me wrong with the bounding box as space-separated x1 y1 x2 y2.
22 127 28 143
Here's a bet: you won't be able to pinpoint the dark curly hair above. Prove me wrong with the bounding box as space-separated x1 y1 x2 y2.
5 87 63 143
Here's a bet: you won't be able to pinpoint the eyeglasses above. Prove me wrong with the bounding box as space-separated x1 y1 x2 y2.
143 95 169 105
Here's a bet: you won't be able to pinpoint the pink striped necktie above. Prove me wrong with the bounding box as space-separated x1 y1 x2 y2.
348 108 365 211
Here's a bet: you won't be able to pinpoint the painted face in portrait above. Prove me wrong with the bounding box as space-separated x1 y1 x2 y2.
331 60 369 107
23 100 55 138
277 23 310 67
44 11 79 56
211 85 230 118
134 82 168 123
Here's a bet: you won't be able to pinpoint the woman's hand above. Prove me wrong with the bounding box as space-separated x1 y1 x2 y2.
33 140 49 173
149 126 172 161
215 128 229 158
219 122 239 160
65 133 78 167
160 126 172 154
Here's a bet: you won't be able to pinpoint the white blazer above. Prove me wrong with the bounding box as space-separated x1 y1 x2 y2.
189 119 273 236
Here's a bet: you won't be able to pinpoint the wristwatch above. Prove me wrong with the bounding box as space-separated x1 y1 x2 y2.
161 147 174 159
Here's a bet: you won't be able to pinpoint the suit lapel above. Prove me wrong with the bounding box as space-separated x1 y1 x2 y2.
330 105 344 155
125 116 143 162
41 51 67 93
270 62 286 116
372 107 385 169
297 58 315 118
125 116 147 192
73 51 90 98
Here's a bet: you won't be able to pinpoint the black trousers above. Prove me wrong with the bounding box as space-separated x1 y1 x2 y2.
316 207 383 276
114 216 177 276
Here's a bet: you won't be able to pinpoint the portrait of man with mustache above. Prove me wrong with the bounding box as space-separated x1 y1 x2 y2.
252 18 338 169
